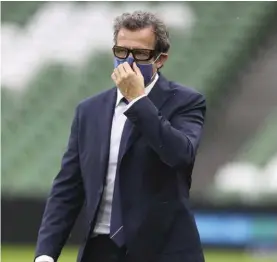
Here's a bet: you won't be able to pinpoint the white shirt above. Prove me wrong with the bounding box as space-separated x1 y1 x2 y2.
35 74 159 262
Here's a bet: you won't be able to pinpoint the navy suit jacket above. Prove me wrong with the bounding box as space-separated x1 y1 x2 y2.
35 74 206 262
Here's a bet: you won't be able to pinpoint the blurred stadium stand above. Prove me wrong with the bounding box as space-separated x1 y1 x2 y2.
1 1 277 251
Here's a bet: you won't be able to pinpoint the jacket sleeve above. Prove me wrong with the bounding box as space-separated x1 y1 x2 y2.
124 92 206 169
35 105 85 261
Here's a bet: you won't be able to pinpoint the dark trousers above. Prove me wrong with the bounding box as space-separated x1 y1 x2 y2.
82 235 128 262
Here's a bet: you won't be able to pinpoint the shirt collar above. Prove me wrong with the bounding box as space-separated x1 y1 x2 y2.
116 73 159 107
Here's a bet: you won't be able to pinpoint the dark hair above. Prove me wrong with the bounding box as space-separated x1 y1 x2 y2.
113 11 170 53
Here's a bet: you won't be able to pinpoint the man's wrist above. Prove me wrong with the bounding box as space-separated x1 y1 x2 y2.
127 91 145 103
126 94 146 110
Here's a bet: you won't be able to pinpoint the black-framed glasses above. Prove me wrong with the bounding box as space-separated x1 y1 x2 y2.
112 45 157 62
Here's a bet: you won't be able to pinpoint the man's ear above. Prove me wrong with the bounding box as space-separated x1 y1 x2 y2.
156 53 168 70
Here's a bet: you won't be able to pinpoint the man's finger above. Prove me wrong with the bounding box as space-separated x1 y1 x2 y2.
132 62 142 76
122 62 134 75
111 72 119 86
114 67 121 79
111 72 117 82
117 64 126 78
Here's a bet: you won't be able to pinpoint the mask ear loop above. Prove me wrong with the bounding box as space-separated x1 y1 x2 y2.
153 53 162 63
155 52 167 70
154 53 164 70
149 53 164 83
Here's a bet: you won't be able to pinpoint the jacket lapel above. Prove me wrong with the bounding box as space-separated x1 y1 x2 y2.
97 88 117 180
119 74 173 162
147 73 173 111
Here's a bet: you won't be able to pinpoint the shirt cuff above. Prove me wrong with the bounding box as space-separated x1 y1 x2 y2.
35 255 54 262
126 94 146 110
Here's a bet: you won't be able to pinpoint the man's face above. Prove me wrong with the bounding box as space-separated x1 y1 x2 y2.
115 27 168 73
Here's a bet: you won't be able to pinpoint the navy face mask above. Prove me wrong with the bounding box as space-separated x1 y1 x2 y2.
114 56 159 87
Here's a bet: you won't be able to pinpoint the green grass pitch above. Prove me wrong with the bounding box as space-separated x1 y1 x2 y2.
1 245 276 262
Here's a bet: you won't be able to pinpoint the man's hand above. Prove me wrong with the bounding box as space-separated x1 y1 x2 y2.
111 62 145 102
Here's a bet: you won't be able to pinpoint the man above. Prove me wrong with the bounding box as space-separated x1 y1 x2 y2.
35 11 206 262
